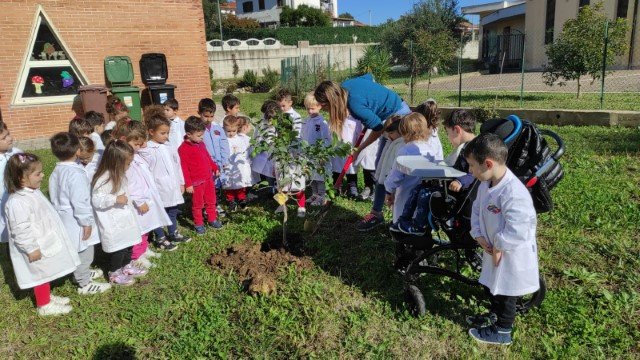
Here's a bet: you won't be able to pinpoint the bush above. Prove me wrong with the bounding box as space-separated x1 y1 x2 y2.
221 26 383 45
240 70 258 88
257 68 280 92
356 45 392 84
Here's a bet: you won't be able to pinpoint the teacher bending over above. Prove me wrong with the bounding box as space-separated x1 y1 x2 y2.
314 73 411 231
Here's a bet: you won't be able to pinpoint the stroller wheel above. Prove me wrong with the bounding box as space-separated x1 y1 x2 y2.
404 285 426 317
516 275 547 314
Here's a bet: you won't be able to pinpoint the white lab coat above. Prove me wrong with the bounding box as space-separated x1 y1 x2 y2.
384 139 444 223
223 134 253 189
5 188 81 289
138 140 185 208
90 132 105 155
301 115 331 182
331 115 363 174
167 117 186 153
0 147 22 243
375 137 404 185
471 169 540 297
354 130 380 171
251 119 276 178
48 162 99 252
91 172 142 253
126 154 172 234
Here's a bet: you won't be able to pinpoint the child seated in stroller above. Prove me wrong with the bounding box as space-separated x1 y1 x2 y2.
390 110 477 235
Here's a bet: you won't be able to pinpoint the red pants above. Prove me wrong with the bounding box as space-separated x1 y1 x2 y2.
131 233 149 260
34 282 51 307
225 188 247 202
295 191 305 208
192 178 217 226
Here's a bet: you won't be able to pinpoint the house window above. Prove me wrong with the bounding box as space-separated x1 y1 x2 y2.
259 0 265 10
277 0 285 6
545 0 556 44
13 7 86 106
617 0 629 18
579 0 590 8
243 1 254 13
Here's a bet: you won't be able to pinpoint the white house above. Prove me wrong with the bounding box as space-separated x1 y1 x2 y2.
236 0 338 27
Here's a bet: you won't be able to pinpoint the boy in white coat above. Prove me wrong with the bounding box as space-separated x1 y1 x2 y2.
465 133 539 346
300 93 331 206
49 133 111 295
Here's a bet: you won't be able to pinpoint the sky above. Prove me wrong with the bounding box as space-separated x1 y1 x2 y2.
338 0 480 26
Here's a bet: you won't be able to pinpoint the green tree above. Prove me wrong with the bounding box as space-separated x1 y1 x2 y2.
543 2 628 98
223 14 260 30
203 0 221 40
280 5 331 27
339 12 354 19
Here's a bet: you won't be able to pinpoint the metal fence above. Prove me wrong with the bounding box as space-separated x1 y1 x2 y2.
280 28 640 112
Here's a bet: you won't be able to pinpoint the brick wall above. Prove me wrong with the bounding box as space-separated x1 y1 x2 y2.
0 0 211 148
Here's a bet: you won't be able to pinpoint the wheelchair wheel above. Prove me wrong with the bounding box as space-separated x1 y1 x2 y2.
404 285 426 317
516 275 547 314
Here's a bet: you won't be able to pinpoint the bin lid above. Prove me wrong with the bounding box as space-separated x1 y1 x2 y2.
78 84 108 93
148 84 177 90
139 53 168 85
104 56 134 86
110 86 140 93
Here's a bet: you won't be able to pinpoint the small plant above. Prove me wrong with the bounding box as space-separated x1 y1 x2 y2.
471 105 499 123
209 67 217 92
225 82 238 94
232 54 240 78
240 70 258 89
253 67 279 93
356 45 392 84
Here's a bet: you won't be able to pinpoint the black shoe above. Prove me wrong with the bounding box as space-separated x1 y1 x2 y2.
169 231 192 244
154 237 178 251
356 213 384 232
466 312 497 327
239 200 248 209
228 201 238 212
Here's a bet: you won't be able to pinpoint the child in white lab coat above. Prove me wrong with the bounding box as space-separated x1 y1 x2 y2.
49 132 111 295
0 120 22 243
222 115 253 211
465 133 540 346
4 153 80 316
331 114 363 198
300 93 331 206
91 140 147 286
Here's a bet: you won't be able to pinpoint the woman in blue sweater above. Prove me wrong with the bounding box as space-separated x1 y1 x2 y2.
314 73 411 231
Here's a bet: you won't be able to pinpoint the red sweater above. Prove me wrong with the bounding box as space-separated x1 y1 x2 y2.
178 140 219 188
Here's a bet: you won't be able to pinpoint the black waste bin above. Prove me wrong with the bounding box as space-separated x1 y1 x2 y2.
139 53 177 105
148 84 176 105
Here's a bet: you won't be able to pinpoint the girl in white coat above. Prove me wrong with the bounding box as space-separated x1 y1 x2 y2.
91 140 146 286
4 153 80 316
300 93 331 206
114 119 173 263
384 113 443 223
222 116 253 209
331 114 363 198
465 133 539 346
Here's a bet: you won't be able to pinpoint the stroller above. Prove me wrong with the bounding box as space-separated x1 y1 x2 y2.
391 115 565 316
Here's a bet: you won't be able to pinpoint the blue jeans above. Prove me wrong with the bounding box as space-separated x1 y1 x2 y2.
399 184 434 230
371 183 387 213
154 205 180 239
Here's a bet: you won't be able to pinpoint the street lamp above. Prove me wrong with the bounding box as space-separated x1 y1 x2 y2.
217 0 224 47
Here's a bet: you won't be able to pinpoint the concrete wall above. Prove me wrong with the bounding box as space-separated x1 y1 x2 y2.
208 42 376 79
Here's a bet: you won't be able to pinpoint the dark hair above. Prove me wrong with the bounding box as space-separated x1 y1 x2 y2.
185 116 206 133
261 100 280 121
162 98 179 110
91 139 134 193
463 133 508 165
444 109 476 133
69 118 93 137
221 94 240 112
84 111 105 128
101 130 114 146
106 95 128 116
384 115 402 133
276 88 292 102
78 136 96 153
50 132 80 160
198 98 216 114
143 105 171 131
414 100 440 129
5 153 41 194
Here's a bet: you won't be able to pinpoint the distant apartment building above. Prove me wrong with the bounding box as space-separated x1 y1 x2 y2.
221 1 236 15
236 0 338 27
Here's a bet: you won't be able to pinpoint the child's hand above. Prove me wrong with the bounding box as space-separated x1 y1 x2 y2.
116 194 128 205
180 185 185 194
82 226 92 240
448 180 462 192
186 186 194 194
28 249 42 262
214 170 220 177
492 250 503 266
385 193 395 206
475 236 493 254
137 203 150 214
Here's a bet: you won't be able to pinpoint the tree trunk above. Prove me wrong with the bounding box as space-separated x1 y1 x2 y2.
576 77 581 99
427 71 432 97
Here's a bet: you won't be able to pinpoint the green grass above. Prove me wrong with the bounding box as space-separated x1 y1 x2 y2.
1 126 639 358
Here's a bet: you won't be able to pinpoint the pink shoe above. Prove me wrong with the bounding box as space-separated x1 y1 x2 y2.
123 262 148 278
109 269 135 286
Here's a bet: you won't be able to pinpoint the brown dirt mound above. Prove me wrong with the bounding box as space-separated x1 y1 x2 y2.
209 240 314 295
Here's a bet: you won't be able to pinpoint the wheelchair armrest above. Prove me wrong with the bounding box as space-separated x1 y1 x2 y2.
396 156 467 178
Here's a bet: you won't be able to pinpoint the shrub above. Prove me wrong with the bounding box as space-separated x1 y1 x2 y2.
254 68 280 93
356 45 392 84
240 70 258 88
221 27 383 45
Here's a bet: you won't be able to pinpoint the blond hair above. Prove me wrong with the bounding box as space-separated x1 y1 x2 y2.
303 92 319 108
399 113 430 142
314 81 349 135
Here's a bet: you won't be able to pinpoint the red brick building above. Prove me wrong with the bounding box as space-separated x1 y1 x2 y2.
0 0 211 148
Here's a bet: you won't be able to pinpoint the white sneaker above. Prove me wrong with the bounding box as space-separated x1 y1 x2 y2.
297 207 306 218
133 257 155 269
144 248 161 259
89 268 104 280
37 302 72 316
50 295 70 305
77 281 112 295
275 205 285 213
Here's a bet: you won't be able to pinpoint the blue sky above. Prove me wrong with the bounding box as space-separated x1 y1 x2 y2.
338 0 480 25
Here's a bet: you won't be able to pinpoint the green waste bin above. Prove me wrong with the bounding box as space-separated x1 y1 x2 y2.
104 56 141 121
111 86 141 121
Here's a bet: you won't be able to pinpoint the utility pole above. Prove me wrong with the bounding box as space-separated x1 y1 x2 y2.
217 0 224 46
369 10 371 26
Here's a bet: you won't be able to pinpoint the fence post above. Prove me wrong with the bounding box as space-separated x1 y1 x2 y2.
327 51 332 81
409 40 414 105
349 47 352 77
458 31 463 107
519 35 526 108
313 55 317 86
600 20 609 110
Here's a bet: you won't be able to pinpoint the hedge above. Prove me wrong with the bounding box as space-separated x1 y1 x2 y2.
218 26 382 45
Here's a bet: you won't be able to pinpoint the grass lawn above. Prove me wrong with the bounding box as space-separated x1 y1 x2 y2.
1 125 639 359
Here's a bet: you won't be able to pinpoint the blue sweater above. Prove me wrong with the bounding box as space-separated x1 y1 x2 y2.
341 73 403 131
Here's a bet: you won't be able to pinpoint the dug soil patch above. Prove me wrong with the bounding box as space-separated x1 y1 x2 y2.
209 238 314 295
